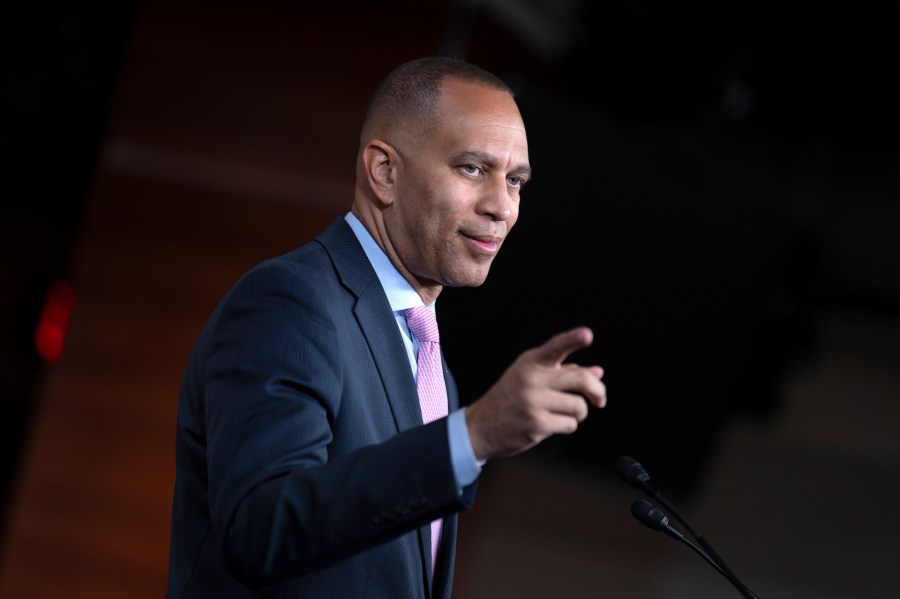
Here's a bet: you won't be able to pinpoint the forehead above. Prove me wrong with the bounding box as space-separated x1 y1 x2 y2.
432 78 529 163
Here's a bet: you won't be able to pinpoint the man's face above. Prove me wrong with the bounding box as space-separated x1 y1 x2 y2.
386 78 530 289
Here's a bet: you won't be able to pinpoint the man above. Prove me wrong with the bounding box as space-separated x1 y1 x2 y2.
165 56 607 598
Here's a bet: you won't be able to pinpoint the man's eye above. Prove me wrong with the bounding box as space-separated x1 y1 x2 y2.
462 165 481 176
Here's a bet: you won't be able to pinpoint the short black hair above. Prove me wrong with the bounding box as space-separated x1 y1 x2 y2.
363 56 513 137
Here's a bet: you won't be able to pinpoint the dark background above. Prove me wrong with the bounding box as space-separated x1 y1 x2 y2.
2 1 898 597
440 0 899 493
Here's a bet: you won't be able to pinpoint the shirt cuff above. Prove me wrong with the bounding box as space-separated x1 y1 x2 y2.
447 407 484 490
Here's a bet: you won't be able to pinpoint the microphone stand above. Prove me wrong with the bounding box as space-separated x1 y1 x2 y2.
645 490 759 599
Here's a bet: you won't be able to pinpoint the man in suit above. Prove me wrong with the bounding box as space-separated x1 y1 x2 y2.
165 56 607 598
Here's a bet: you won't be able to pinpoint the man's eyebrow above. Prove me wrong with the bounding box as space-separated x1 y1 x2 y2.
452 150 532 178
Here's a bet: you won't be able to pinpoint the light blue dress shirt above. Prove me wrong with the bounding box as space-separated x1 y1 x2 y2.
345 212 483 490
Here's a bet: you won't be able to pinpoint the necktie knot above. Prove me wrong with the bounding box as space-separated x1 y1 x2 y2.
405 306 439 344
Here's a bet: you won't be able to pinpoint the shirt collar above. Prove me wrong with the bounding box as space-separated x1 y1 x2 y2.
344 212 428 313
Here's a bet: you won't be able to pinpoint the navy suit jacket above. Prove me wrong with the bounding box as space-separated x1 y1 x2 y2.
166 217 477 598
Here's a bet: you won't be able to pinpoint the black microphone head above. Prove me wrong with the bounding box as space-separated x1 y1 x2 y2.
615 455 651 489
631 499 669 532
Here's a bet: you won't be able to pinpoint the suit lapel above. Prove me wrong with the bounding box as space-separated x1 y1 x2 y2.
356 286 425 432
316 218 424 433
442 358 459 413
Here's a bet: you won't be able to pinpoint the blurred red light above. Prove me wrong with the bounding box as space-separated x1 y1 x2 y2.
34 280 76 363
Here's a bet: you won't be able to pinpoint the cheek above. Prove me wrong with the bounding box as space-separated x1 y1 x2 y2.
421 211 452 247
418 189 457 229
507 199 521 227
400 198 444 249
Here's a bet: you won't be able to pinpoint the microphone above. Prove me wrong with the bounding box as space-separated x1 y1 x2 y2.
616 455 760 599
615 455 704 540
630 499 727 578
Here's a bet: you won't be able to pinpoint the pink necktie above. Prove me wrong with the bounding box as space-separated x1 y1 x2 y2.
404 306 448 579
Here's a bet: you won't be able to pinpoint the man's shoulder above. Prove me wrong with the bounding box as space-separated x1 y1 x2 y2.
253 217 356 271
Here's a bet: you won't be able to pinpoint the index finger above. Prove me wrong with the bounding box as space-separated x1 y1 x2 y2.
532 326 594 367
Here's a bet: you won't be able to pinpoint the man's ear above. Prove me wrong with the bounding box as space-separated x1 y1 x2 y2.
361 140 399 206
